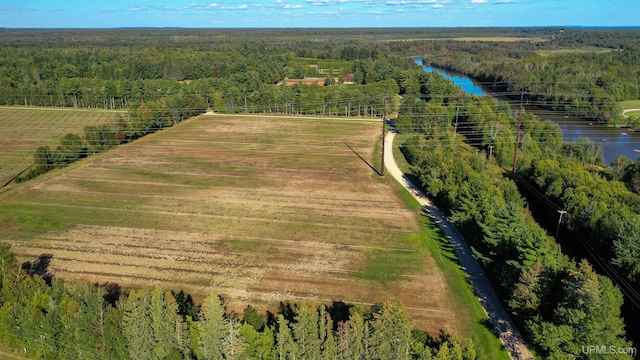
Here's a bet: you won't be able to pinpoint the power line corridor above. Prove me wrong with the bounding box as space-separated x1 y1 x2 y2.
384 130 534 360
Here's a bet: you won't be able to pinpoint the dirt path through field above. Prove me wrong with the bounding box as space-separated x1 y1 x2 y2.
385 130 534 360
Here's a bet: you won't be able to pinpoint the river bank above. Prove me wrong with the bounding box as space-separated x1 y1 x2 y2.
414 57 640 164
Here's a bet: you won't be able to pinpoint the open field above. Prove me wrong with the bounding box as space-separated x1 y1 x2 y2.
0 107 123 185
620 100 640 109
383 37 548 43
620 100 640 116
535 48 613 57
0 113 465 335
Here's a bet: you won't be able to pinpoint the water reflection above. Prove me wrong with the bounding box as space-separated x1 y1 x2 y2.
414 57 640 164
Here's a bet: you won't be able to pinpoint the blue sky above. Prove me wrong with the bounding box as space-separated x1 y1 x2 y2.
1 0 638 28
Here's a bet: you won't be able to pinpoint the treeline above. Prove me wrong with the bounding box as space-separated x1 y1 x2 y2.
17 94 207 182
0 32 411 116
395 72 635 357
417 31 640 127
0 244 477 360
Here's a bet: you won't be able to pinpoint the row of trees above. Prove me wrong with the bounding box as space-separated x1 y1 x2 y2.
17 93 207 182
395 69 635 357
0 244 477 360
0 31 415 116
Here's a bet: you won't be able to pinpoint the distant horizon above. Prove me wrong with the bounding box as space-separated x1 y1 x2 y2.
3 26 640 30
1 0 638 29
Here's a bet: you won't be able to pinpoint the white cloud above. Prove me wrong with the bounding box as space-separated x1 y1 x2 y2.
94 8 115 13
208 2 219 7
284 4 304 8
432 3 443 8
238 4 248 9
471 0 488 3
128 6 145 11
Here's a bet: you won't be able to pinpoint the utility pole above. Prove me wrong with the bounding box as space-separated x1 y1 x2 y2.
555 210 567 238
381 93 387 177
453 106 459 142
512 89 524 173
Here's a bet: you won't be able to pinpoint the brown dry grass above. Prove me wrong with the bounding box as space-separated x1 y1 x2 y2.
0 114 461 335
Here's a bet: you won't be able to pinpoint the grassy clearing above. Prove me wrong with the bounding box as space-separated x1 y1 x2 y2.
0 113 467 336
382 37 547 43
536 48 612 57
451 37 546 42
620 100 640 110
356 246 424 281
418 208 509 360
0 107 124 185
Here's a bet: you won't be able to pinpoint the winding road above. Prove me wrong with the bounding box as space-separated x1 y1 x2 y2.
384 131 534 360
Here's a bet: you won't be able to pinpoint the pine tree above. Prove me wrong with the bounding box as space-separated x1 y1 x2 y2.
103 304 128 360
239 323 275 360
199 292 227 360
369 301 412 360
319 308 337 360
292 302 322 359
276 314 298 360
150 286 183 358
123 288 155 359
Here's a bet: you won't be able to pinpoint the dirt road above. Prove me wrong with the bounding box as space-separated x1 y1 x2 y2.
384 131 534 360
622 108 640 117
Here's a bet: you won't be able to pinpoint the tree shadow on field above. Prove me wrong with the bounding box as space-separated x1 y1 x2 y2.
103 282 122 307
420 207 461 266
21 253 53 284
345 143 381 176
269 300 355 332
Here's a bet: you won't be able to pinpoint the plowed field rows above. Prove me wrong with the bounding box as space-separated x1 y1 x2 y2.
0 114 459 334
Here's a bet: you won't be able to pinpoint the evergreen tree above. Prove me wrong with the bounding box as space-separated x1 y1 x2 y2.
276 314 298 360
199 292 228 360
123 288 155 359
103 304 128 360
239 323 275 360
369 301 412 360
292 302 322 359
150 286 185 358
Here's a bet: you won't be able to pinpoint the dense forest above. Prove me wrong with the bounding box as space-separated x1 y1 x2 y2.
0 244 477 360
395 67 639 357
414 28 640 127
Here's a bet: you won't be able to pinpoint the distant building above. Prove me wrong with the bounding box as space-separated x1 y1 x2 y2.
284 78 326 86
343 73 355 84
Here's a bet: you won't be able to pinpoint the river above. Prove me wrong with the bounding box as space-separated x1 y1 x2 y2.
414 57 640 164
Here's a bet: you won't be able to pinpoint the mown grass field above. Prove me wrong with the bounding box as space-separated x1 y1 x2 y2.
535 48 613 57
0 107 123 185
620 100 640 117
0 113 474 337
